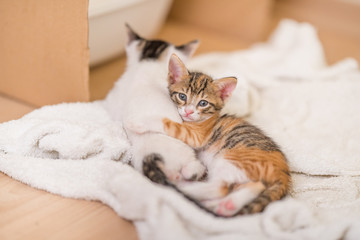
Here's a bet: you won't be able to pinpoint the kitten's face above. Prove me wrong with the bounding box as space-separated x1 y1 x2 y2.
168 54 237 122
169 72 223 122
125 24 199 66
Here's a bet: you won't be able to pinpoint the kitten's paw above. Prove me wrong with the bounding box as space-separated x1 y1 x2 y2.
205 181 266 217
181 160 206 181
143 153 183 183
214 198 239 217
202 196 239 217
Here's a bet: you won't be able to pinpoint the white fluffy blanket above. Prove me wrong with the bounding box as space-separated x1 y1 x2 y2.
1 19 360 239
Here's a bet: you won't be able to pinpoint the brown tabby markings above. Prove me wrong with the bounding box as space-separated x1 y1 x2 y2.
163 54 291 215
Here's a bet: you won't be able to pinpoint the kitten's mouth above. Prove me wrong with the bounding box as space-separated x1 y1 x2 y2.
181 115 195 122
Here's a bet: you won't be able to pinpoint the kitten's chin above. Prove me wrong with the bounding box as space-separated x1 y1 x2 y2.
181 115 210 123
181 116 196 122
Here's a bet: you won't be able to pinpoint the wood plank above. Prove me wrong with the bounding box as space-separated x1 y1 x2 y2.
0 173 138 240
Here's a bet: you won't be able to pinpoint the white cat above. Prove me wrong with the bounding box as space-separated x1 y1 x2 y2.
103 25 205 181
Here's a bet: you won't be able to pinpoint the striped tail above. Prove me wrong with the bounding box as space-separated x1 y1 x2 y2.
238 180 289 215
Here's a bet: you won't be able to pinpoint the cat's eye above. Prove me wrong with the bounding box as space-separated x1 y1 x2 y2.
198 100 208 107
178 93 187 101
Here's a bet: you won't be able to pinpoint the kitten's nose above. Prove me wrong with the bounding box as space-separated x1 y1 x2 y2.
185 108 194 116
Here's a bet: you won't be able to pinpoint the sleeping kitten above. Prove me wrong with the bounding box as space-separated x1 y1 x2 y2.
144 54 290 216
103 25 206 181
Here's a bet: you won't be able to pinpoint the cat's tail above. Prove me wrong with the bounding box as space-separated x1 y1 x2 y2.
142 153 230 218
237 179 289 215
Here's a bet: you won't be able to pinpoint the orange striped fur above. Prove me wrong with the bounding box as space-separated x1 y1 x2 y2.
162 54 291 215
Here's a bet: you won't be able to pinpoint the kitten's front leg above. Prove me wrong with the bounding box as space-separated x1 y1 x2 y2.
162 118 206 181
162 118 181 138
163 118 202 148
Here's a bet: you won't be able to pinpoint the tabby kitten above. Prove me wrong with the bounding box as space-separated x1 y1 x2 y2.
145 54 290 217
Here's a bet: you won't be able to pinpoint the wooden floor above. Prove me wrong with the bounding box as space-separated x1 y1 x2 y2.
1 1 360 238
0 172 137 240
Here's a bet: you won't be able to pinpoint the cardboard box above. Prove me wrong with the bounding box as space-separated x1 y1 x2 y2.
0 0 90 107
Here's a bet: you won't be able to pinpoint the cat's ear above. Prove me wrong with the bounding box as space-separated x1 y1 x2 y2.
175 40 199 58
168 54 189 85
215 77 237 101
125 23 142 45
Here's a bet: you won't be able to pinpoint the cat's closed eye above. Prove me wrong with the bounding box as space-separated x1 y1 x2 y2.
178 93 187 101
198 100 208 107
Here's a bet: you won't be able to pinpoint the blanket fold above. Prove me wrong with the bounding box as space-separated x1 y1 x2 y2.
0 101 130 162
1 19 360 239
